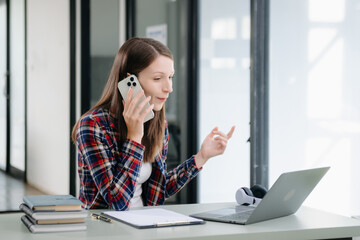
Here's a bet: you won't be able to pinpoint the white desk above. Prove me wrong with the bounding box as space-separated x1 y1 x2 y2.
1 202 360 240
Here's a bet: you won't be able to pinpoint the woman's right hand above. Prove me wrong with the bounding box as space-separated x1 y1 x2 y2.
122 88 154 143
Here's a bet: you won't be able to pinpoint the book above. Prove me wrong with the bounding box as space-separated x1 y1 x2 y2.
21 215 87 233
19 203 88 220
25 214 85 225
102 208 204 229
23 195 82 211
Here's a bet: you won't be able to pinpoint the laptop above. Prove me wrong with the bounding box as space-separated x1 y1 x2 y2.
191 167 330 225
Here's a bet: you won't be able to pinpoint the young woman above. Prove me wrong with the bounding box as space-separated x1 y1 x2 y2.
72 37 235 210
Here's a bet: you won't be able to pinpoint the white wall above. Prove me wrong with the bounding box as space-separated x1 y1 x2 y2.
27 0 70 194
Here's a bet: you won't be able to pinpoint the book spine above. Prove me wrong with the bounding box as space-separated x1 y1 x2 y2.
19 203 34 218
22 196 35 210
21 215 35 233
25 214 38 225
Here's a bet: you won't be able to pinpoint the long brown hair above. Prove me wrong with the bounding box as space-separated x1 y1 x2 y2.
72 37 173 162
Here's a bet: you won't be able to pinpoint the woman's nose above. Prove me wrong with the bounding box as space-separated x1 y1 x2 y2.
163 80 173 93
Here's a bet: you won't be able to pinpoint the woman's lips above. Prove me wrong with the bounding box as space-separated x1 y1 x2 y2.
157 97 167 102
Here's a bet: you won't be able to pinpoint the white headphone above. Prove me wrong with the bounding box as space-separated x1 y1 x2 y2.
235 187 262 206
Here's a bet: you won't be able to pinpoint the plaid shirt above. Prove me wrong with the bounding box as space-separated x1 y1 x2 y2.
76 108 201 210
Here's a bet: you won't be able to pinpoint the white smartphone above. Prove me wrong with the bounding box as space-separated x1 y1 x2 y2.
118 74 154 123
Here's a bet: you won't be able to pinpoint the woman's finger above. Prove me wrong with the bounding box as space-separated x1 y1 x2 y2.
135 95 151 114
122 88 133 112
227 126 236 139
140 103 154 119
126 87 133 102
207 127 218 139
127 90 145 114
214 136 228 143
212 130 227 139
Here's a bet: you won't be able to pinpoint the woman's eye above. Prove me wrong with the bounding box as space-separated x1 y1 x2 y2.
154 77 161 80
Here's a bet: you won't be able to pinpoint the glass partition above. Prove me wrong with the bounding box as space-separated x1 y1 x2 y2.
198 0 251 203
10 0 26 172
135 0 189 203
89 0 120 107
269 0 360 216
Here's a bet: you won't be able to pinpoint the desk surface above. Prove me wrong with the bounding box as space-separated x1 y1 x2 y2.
1 202 360 240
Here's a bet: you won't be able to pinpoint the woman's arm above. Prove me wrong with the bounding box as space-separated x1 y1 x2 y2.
163 156 201 198
163 126 235 199
145 125 202 203
77 115 143 210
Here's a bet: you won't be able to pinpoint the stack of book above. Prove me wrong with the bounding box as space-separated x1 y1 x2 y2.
19 195 88 233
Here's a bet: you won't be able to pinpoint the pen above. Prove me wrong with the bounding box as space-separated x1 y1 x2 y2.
91 213 113 223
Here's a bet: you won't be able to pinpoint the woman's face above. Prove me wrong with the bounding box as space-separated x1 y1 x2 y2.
137 55 174 111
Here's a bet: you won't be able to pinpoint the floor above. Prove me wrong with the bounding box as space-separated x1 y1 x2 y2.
0 171 46 213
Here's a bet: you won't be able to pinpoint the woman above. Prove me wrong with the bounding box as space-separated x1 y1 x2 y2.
72 37 235 210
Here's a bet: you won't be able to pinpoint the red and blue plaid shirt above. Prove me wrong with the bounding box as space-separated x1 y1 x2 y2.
76 108 201 210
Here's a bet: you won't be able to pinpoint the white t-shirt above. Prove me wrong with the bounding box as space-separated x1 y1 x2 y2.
129 162 152 208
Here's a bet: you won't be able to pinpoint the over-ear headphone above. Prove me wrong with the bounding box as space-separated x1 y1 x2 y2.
235 184 267 206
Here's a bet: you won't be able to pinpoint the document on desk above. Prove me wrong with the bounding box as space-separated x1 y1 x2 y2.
102 208 205 229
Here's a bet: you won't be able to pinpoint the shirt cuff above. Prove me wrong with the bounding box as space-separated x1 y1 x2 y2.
126 138 145 149
121 139 146 163
191 155 203 171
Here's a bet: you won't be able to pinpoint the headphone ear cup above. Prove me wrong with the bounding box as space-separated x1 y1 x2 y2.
241 187 254 197
250 184 267 199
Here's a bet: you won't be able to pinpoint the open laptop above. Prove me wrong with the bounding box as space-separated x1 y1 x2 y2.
191 167 330 225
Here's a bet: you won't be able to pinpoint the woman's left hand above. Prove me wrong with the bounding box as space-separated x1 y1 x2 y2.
195 126 236 168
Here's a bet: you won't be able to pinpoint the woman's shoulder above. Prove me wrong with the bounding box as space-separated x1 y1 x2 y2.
79 108 111 127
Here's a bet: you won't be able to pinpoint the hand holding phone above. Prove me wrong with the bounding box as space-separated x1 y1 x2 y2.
118 75 155 123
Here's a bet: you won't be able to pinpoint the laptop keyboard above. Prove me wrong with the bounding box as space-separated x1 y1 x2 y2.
218 210 254 222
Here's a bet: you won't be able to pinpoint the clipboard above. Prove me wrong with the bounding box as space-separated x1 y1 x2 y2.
102 208 205 229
